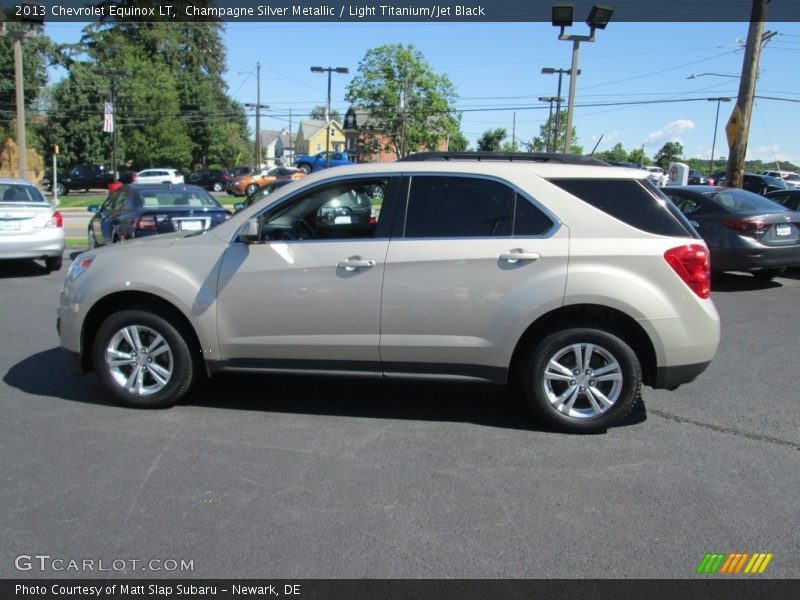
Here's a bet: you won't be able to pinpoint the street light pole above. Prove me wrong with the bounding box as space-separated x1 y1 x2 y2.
311 66 349 168
541 67 577 153
551 4 613 153
708 97 731 175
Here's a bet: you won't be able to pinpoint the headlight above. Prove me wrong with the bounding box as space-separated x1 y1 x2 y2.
66 255 95 281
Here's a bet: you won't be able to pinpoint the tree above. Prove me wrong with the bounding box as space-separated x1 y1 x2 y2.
654 141 684 169
0 22 55 156
628 147 650 167
309 105 342 122
477 128 507 152
525 111 583 154
47 8 249 170
447 130 469 152
345 43 460 159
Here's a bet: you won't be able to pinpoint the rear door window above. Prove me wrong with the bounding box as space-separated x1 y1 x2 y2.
403 176 554 238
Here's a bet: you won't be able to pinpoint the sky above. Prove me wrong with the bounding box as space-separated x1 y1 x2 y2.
43 19 800 166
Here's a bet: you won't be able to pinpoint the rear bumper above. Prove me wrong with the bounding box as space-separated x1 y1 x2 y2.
712 245 800 272
654 361 712 389
0 230 65 259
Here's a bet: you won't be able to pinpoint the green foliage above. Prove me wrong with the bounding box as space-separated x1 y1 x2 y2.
309 105 342 122
477 128 507 152
0 22 56 154
654 141 684 169
447 131 470 152
46 10 249 170
526 111 582 154
627 147 650 166
345 43 460 158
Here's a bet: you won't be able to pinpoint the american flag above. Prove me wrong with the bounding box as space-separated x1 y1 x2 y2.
103 101 114 133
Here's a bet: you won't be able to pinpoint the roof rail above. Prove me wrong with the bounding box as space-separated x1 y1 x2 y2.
398 151 610 167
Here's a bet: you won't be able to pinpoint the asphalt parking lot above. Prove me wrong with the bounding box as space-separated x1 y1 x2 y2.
1 256 798 579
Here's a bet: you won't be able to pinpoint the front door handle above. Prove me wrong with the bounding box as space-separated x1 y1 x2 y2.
337 256 376 271
499 249 541 264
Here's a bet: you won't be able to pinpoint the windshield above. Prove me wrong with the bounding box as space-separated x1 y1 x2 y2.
705 188 789 213
0 184 47 204
762 175 787 188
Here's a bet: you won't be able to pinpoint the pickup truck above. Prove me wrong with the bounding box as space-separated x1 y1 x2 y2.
43 164 135 196
293 151 354 174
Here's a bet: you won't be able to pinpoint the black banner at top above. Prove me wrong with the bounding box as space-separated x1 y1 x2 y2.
3 0 799 23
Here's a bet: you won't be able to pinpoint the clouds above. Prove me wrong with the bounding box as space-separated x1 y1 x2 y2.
645 119 695 147
748 145 799 164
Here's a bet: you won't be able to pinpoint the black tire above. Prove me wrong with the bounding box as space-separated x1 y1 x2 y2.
212 182 223 192
88 228 100 249
45 255 63 272
298 164 311 174
521 327 642 433
752 268 783 281
246 183 258 196
55 183 67 196
92 309 197 408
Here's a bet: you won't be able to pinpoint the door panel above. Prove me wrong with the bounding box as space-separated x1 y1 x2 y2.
216 240 388 365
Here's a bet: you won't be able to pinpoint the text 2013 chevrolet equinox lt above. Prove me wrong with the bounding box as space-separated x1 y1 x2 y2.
58 153 720 433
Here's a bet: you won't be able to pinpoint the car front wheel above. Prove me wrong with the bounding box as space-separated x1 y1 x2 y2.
92 309 197 408
522 327 641 433
213 182 223 192
246 183 258 196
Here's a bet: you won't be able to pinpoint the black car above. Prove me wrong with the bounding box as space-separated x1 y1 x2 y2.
87 184 231 247
43 164 135 196
688 169 709 185
766 189 800 212
185 168 231 192
661 185 800 280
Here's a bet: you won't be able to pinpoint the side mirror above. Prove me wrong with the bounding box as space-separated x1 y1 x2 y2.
87 204 100 213
233 203 244 212
238 217 260 243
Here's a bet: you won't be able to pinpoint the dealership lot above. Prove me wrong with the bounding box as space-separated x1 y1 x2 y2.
1 257 798 578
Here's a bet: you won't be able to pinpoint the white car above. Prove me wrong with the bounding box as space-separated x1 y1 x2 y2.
0 177 65 272
135 168 184 185
644 166 668 187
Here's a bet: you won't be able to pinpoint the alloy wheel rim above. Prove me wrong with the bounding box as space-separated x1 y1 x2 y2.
105 325 173 396
542 343 623 419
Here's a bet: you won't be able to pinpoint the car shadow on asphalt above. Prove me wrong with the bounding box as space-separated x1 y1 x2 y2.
710 272 783 293
5 347 648 433
0 259 53 279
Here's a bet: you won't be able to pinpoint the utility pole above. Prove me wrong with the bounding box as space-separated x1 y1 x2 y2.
310 66 349 167
1 22 36 179
245 63 269 169
98 70 126 181
725 0 769 188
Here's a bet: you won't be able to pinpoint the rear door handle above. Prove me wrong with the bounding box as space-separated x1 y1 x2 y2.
499 249 541 263
337 257 376 271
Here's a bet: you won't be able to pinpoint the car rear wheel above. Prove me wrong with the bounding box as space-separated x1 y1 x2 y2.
298 164 311 174
213 182 223 192
522 327 641 433
752 268 783 281
45 255 62 272
92 309 197 408
54 183 67 196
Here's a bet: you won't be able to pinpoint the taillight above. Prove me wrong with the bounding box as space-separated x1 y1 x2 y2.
720 219 770 235
664 244 711 299
135 215 157 231
47 211 63 228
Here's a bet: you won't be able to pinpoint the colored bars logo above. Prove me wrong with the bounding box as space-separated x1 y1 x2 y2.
697 552 773 574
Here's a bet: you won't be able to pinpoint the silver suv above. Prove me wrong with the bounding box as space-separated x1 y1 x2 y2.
58 153 720 433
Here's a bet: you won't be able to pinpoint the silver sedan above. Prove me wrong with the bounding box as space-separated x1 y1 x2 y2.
0 177 65 272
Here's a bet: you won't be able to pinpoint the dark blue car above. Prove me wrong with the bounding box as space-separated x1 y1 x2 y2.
87 184 231 247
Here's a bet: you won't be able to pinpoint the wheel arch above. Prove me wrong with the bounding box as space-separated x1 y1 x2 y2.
510 303 657 387
80 291 203 375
